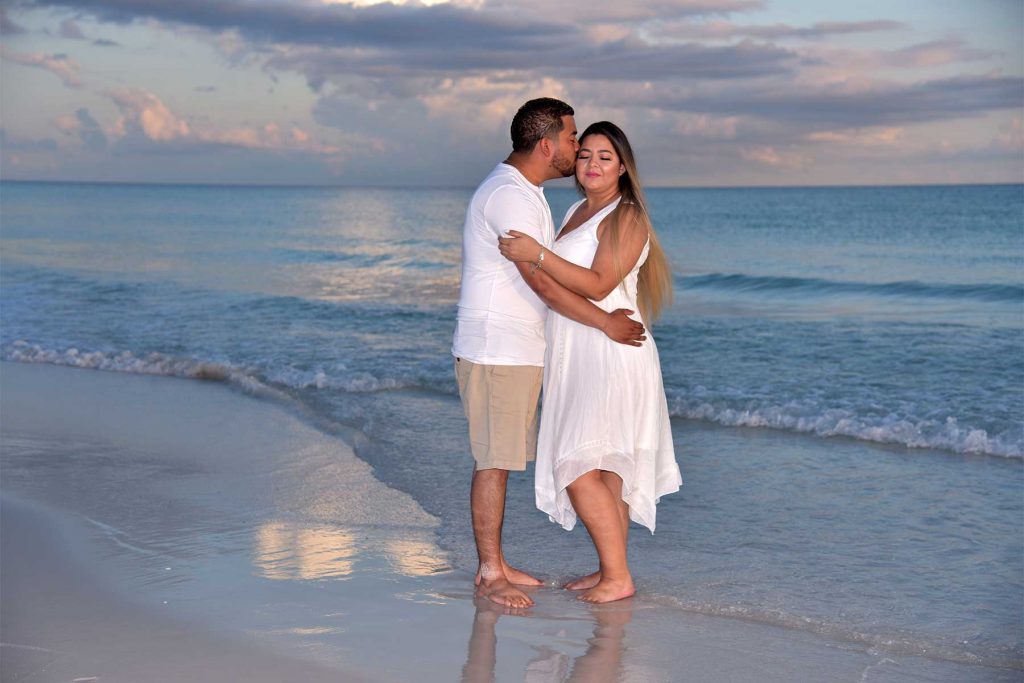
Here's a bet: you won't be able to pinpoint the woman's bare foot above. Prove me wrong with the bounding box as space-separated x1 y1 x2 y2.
563 570 601 590
476 576 534 608
475 563 543 587
578 577 635 604
503 564 543 586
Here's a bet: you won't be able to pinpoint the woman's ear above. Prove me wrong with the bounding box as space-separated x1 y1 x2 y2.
619 165 625 176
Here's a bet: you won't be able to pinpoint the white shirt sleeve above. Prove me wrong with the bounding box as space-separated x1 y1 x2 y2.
483 186 546 243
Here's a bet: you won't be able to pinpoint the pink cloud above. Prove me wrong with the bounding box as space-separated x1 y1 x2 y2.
103 87 340 154
740 145 810 168
106 89 190 141
0 48 82 87
996 117 1023 151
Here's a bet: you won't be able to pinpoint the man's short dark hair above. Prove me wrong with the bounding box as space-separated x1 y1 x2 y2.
511 98 574 153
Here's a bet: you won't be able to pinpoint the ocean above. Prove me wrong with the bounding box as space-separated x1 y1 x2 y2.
1 180 1021 671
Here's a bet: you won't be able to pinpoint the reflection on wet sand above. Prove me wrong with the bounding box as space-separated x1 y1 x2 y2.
254 521 357 580
564 602 633 682
254 521 449 580
462 598 634 683
385 539 449 577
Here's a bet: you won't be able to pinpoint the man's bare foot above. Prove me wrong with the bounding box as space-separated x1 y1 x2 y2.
578 577 635 604
476 577 534 608
475 563 543 587
563 570 601 590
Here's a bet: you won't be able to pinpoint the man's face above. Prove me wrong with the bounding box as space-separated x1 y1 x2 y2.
549 115 579 178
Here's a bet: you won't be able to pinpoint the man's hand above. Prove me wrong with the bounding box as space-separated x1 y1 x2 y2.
602 309 646 346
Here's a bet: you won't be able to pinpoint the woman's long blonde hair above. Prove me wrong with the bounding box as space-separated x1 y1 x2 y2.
575 121 672 323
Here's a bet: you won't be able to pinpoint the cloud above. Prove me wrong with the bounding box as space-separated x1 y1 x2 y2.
483 0 763 23
24 0 791 85
0 128 59 152
27 0 574 52
55 16 118 44
671 112 742 139
559 38 798 81
76 107 108 151
103 87 341 155
805 126 903 146
59 17 83 38
739 144 810 168
106 88 190 142
656 19 905 41
625 73 1023 130
883 39 994 68
194 122 340 155
54 107 109 152
0 48 82 87
0 6 24 34
4 0 1021 186
995 116 1023 152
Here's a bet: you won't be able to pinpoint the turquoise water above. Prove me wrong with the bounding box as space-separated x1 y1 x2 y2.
1 181 1021 668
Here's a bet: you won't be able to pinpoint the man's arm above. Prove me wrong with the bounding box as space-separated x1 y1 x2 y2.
483 186 644 345
516 262 645 346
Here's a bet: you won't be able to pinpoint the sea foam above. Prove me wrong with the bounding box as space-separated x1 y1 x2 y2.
668 393 1022 458
6 341 1020 459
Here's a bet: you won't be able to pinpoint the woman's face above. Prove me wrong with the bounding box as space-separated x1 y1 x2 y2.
576 134 624 194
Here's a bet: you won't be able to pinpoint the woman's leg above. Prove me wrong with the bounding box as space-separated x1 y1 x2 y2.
565 470 635 603
601 470 631 546
564 470 630 591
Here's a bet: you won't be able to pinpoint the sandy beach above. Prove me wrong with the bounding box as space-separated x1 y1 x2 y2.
1 361 1015 682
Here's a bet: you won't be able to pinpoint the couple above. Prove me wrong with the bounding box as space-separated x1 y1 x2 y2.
452 98 681 607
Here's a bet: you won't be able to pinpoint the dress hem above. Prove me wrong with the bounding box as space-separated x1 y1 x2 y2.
536 441 681 534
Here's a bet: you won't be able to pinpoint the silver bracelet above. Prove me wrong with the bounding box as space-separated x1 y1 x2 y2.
536 248 545 270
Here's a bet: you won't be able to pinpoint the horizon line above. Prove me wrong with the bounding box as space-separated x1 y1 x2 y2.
1 178 1021 191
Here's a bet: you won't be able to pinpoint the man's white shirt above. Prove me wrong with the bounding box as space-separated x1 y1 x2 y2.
452 163 555 366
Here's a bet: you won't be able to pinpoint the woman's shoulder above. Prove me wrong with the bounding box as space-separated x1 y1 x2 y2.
616 201 647 232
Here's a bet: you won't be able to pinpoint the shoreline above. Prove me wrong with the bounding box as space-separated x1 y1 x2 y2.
1 361 1018 682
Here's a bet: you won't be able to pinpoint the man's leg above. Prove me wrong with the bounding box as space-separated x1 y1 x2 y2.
470 466 543 588
457 358 542 604
471 467 534 608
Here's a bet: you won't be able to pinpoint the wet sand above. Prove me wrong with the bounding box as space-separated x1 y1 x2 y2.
1 362 1015 682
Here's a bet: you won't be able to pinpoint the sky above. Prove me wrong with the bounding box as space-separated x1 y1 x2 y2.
1 0 1021 187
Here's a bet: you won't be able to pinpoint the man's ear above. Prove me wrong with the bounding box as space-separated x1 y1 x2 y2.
537 136 553 158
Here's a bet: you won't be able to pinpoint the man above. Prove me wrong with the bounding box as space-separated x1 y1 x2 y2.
452 98 646 609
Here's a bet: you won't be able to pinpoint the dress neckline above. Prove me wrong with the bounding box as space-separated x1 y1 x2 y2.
555 196 622 243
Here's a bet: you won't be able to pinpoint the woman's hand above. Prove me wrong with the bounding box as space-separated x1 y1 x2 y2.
497 230 543 263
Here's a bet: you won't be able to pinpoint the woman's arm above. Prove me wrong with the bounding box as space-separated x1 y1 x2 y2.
498 207 648 301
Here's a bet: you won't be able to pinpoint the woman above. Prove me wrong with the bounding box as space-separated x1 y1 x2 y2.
498 121 682 603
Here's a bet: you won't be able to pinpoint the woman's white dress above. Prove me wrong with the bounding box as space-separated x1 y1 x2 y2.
536 197 682 533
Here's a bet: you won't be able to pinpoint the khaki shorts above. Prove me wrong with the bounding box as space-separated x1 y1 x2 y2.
454 357 543 471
